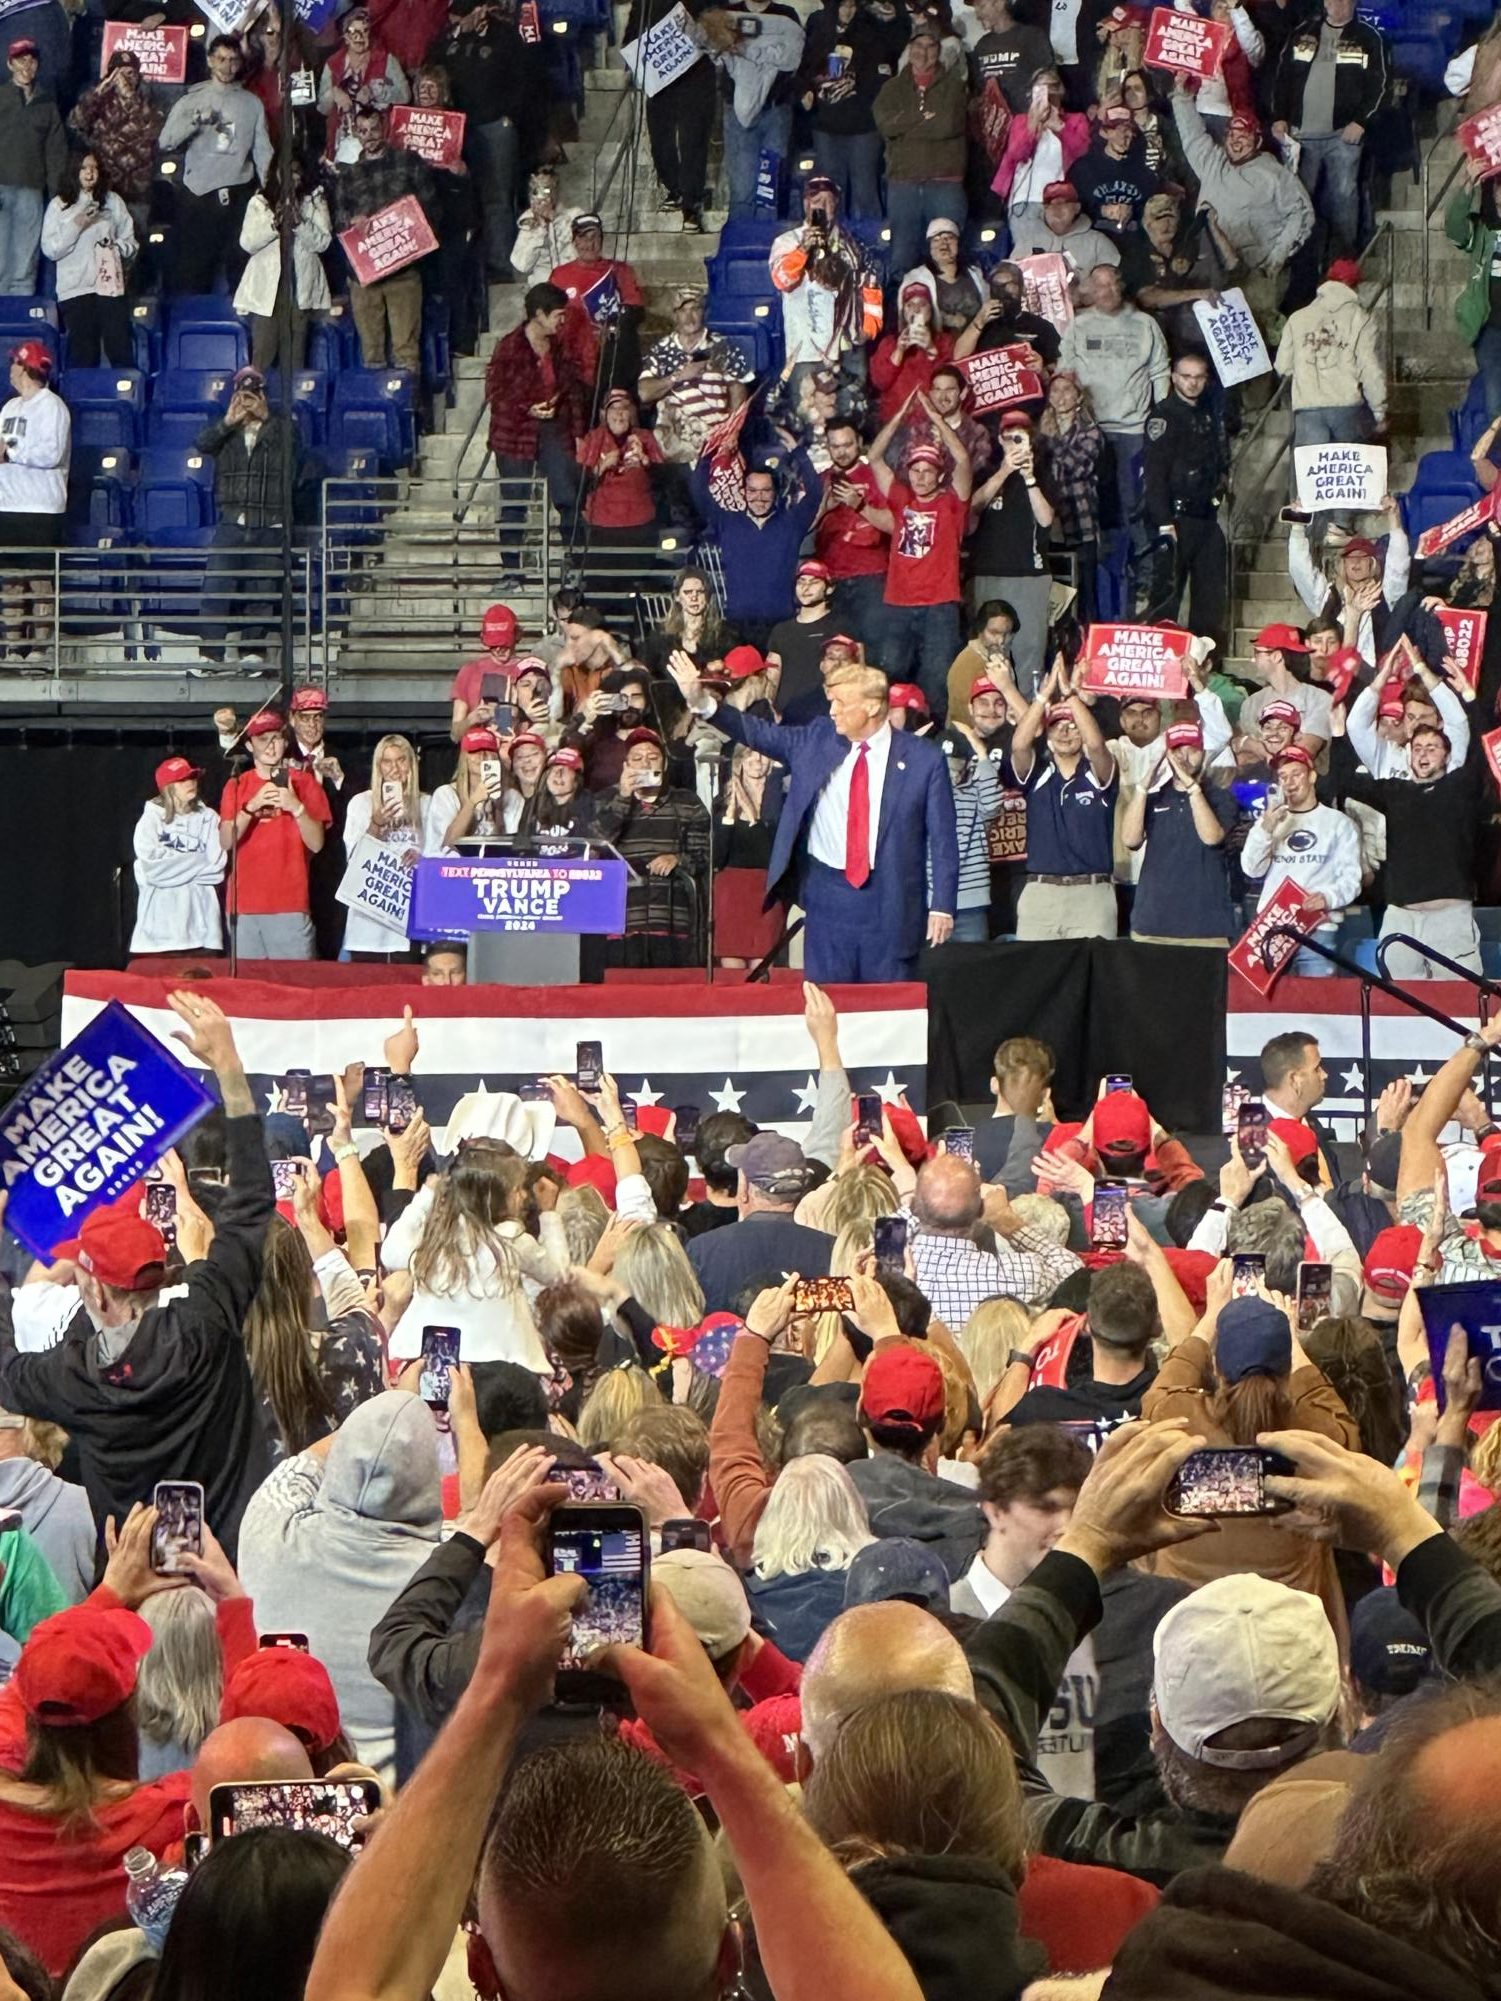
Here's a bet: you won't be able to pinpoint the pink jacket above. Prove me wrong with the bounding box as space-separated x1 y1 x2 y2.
992 110 1090 201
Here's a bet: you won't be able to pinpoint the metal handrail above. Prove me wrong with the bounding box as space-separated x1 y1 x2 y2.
453 406 493 522
591 67 645 216
1374 933 1501 1013
1421 97 1465 304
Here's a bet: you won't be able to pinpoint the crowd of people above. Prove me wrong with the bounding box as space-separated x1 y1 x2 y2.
0 977 1500 2000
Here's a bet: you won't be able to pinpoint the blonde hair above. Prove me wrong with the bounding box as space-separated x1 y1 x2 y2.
1008 1193 1068 1245
804 1221 876 1364
368 733 422 833
136 1587 222 1759
578 1364 663 1450
752 1454 874 1580
555 1183 609 1263
614 1222 705 1330
797 1164 898 1236
958 1298 1033 1408
824 663 890 707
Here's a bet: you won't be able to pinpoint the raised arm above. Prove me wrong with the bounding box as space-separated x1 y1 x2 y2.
866 388 918 496
1399 1015 1501 1200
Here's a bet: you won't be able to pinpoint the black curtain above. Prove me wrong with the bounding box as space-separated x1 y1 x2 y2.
925 940 1227 1132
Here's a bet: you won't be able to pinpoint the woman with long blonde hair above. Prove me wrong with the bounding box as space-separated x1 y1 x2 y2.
428 725 512 854
746 1453 874 1660
382 1139 567 1372
615 1222 705 1333
341 734 431 961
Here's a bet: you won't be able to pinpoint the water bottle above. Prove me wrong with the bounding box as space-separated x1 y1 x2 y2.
123 1846 189 1952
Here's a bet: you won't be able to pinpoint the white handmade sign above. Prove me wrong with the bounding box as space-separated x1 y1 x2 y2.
621 3 702 96
1192 287 1271 387
1293 442 1387 514
337 837 415 936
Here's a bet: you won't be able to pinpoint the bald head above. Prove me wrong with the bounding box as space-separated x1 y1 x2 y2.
912 1155 984 1234
189 1717 313 1828
801 1601 974 1762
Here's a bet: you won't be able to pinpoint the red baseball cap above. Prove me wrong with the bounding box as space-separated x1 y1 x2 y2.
7 38 38 57
970 676 1001 701
1045 703 1077 728
14 1605 152 1726
548 745 584 771
1164 722 1202 750
1377 690 1406 720
1326 259 1362 288
907 443 946 471
1253 623 1309 654
1343 536 1378 559
1228 111 1261 138
1098 102 1134 124
1273 744 1315 771
723 644 766 681
822 633 859 654
220 1648 342 1753
997 408 1034 431
1268 1116 1318 1164
155 755 201 790
506 731 548 759
859 1345 945 1434
888 684 929 714
1362 1224 1423 1304
1094 1090 1151 1156
885 1100 932 1167
567 1154 618 1203
245 710 287 740
6 338 46 376
73 1207 167 1291
623 726 663 749
1259 699 1301 730
1042 180 1078 203
461 726 499 753
481 604 517 649
289 686 327 713
797 559 832 581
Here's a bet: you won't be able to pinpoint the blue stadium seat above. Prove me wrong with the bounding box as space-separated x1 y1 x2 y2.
129 300 163 377
164 298 248 373
146 370 233 446
1451 375 1489 454
0 297 58 334
706 315 775 378
307 308 360 374
264 369 330 449
135 477 211 544
707 250 781 297
330 368 416 468
62 368 146 450
66 445 132 529
715 219 782 259
139 444 215 492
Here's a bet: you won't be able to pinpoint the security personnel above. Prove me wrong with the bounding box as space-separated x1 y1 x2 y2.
1141 352 1229 647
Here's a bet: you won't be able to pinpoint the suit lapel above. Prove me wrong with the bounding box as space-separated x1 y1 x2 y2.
876 738 910 856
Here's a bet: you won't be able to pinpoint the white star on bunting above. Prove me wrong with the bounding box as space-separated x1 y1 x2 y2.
873 1071 907 1105
710 1078 747 1114
629 1078 664 1108
792 1074 820 1115
1340 1065 1363 1094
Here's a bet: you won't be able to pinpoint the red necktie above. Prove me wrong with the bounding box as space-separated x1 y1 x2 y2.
845 742 871 889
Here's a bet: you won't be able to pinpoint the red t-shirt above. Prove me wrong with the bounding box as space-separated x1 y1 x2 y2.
219 766 333 915
450 654 514 710
884 482 967 607
578 425 664 529
816 462 890 580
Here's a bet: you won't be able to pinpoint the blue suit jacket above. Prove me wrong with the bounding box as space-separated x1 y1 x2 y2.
711 704 960 955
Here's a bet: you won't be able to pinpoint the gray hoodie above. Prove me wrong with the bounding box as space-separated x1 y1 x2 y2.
0 1454 95 1605
238 1391 442 1789
1172 93 1313 273
848 1453 985 1581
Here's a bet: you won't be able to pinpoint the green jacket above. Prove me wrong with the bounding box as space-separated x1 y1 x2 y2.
0 1526 67 1647
1446 184 1500 346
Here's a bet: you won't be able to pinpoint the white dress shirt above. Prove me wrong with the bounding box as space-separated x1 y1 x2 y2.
807 722 893 873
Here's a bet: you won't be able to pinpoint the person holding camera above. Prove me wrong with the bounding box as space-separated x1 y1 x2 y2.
217 711 333 961
966 409 1055 698
157 35 272 295
68 51 160 251
196 366 302 669
770 174 883 391
709 0 806 221
40 151 135 368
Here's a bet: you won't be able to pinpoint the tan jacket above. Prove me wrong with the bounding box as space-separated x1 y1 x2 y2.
1273 280 1386 423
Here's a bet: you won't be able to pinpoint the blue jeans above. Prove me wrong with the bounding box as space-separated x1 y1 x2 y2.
812 128 884 220
1476 326 1501 422
886 182 968 287
1297 132 1362 257
832 571 887 654
469 115 521 279
1104 428 1148 578
497 429 581 573
0 186 42 295
724 103 792 221
951 907 989 942
1293 404 1369 526
874 600 960 718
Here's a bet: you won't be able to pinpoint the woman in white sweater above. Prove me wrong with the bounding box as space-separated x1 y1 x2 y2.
234 155 332 373
40 152 136 368
340 734 431 961
382 1139 567 1369
130 755 227 955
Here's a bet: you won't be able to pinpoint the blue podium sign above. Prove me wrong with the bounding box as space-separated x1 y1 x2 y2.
410 856 629 940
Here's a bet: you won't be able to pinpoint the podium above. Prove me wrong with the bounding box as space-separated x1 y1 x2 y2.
408 838 634 987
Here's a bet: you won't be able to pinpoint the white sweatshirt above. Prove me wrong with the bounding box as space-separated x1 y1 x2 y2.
1348 678 1471 778
40 192 136 303
382 1185 569 1366
1241 801 1363 914
339 788 432 955
0 386 68 515
130 801 226 953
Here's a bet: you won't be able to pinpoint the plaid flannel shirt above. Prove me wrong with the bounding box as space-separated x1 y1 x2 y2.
902 1213 1082 1318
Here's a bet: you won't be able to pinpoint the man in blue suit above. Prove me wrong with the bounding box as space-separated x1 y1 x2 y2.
667 651 960 982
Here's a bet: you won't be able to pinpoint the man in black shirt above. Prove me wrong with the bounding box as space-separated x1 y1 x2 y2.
1007 1260 1160 1425
677 1110 756 1239
425 0 548 282
767 561 842 713
970 0 1054 110
966 410 1056 695
1334 715 1485 980
955 261 1062 371
1141 353 1229 646
197 366 301 667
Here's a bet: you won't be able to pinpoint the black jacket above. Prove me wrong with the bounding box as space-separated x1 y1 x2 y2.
1272 14 1389 131
851 1855 1044 2001
1142 392 1229 530
424 16 549 156
197 411 301 532
0 80 65 196
0 1113 273 1558
848 1453 984 1581
797 2 901 134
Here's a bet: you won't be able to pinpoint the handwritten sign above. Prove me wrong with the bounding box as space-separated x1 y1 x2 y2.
958 342 1045 414
388 105 466 171
1459 103 1501 182
1017 252 1073 332
0 1002 214 1260
1192 286 1271 387
337 838 416 936
1143 5 1230 77
100 21 187 81
1293 442 1387 514
1436 606 1487 691
1078 621 1191 700
338 195 437 285
1228 876 1315 998
621 1 703 96
1416 488 1500 559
